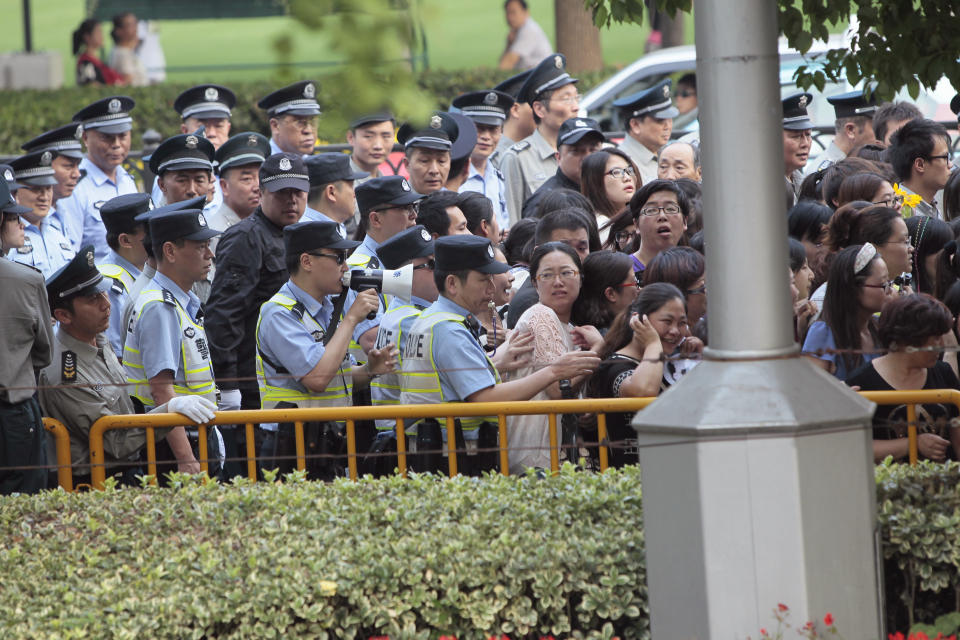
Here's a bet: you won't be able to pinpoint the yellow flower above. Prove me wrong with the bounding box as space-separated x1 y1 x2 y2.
893 183 922 212
319 580 337 596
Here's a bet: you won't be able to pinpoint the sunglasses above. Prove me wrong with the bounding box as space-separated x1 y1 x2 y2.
308 251 347 265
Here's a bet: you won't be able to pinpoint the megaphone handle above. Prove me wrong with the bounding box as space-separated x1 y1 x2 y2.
359 286 378 320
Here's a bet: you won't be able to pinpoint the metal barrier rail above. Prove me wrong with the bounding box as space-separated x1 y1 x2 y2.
40 390 960 491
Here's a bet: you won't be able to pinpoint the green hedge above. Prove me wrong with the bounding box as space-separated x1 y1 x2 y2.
0 67 617 155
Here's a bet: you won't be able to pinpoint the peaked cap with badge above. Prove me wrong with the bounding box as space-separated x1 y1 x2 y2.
782 92 814 130
45 245 111 310
397 113 457 152
10 150 58 187
451 90 516 126
435 234 509 274
215 132 270 175
72 96 136 134
148 130 216 175
149 209 221 246
613 79 679 121
1 163 23 191
259 153 310 192
517 54 578 105
826 89 879 119
174 84 237 120
355 175 422 214
257 80 321 118
100 193 153 235
305 152 369 187
21 123 85 160
284 220 359 256
494 70 532 99
0 174 29 215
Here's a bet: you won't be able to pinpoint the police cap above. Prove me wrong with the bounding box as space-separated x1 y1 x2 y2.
10 150 58 187
0 175 29 215
257 81 321 118
557 117 604 147
435 235 509 274
148 131 216 175
72 96 136 134
21 123 85 160
447 112 478 162
305 153 368 187
216 132 270 175
149 210 221 246
826 89 878 119
350 111 395 129
378 225 434 269
100 193 152 235
135 196 206 252
518 54 578 105
356 176 422 215
260 153 310 192
45 245 111 307
397 113 455 152
174 84 237 120
613 79 679 120
284 220 360 257
494 70 532 99
782 92 814 130
1 163 24 192
452 90 515 126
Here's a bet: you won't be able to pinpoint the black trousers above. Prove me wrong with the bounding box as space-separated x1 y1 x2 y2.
0 395 48 494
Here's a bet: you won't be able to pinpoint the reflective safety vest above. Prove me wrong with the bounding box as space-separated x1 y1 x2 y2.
344 249 383 365
123 288 217 408
255 292 353 410
98 262 136 293
371 301 424 432
399 309 500 435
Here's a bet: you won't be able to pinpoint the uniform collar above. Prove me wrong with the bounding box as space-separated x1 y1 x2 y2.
434 295 471 318
530 128 557 159
284 279 327 321
81 156 129 187
152 270 202 318
622 133 657 159
360 234 380 256
105 250 142 278
56 325 102 358
254 207 285 235
555 167 579 190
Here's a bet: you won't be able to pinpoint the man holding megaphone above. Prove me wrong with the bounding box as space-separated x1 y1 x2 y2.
255 220 398 478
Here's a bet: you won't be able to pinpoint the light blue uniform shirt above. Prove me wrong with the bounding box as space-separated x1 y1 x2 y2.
372 294 432 434
427 296 499 406
56 157 138 260
269 137 313 160
460 159 509 231
349 235 381 267
302 206 347 238
101 251 142 358
10 218 74 279
150 175 222 217
132 271 203 382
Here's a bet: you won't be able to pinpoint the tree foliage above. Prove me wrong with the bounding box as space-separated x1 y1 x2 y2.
583 0 960 100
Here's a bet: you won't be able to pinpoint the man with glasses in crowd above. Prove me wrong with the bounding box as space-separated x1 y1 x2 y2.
888 118 953 219
258 81 322 158
615 79 679 186
522 117 605 218
349 176 423 270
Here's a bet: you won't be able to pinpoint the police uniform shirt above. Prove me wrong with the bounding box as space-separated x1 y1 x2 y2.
47 204 71 245
490 135 514 170
302 206 347 238
12 218 75 279
56 156 138 259
348 235 382 268
121 262 156 354
39 329 149 467
150 176 223 218
498 128 558 227
521 167 579 219
460 159 509 231
128 270 205 386
192 200 240 304
804 140 847 176
0 259 53 403
618 134 659 186
101 250 142 358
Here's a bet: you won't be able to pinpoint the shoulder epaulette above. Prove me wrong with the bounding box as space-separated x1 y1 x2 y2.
510 141 531 153
291 301 306 320
161 289 177 306
62 351 77 383
111 278 125 295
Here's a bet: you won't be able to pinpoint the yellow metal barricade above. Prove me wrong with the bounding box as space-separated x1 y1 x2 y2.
859 389 960 466
87 398 657 489
43 418 73 492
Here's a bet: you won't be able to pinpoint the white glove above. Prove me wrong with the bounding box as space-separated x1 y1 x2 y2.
219 389 242 411
167 395 217 424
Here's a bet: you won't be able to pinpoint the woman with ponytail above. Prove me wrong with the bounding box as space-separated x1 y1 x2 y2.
73 19 123 86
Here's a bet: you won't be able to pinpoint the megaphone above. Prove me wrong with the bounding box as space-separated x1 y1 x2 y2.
342 264 414 317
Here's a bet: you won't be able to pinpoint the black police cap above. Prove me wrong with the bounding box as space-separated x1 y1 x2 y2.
259 153 310 193
10 150 58 187
1 163 23 191
452 90 515 126
284 220 359 257
435 235 509 274
613 79 679 120
356 176 422 214
100 193 153 235
349 111 395 129
135 195 206 223
557 117 605 147
378 225 434 269
215 132 270 174
447 112 478 162
45 245 110 307
782 92 814 130
149 210 221 246
0 175 29 215
305 153 368 187
148 131 215 175
21 123 85 159
517 54 578 105
257 81 321 117
826 89 879 119
397 114 454 152
72 96 135 134
174 84 236 120
494 70 532 99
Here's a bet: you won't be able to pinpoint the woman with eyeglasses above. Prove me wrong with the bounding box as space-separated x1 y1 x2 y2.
581 149 640 243
599 208 637 253
802 243 893 380
845 293 960 463
505 241 597 473
629 179 690 276
836 172 903 213
572 250 638 334
586 282 701 467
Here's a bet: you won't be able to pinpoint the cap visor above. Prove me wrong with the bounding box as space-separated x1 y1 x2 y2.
466 115 505 127
560 130 605 146
186 109 231 120
89 123 133 135
263 177 310 193
408 141 450 151
328 238 361 250
184 228 222 242
1 202 31 215
652 106 680 119
474 261 510 275
160 160 214 172
21 176 59 187
383 191 423 207
58 150 85 160
280 107 321 117
783 119 814 131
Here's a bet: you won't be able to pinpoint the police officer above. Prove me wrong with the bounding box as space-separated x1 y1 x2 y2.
123 208 221 474
9 150 76 278
149 130 218 216
521 117 605 219
397 114 458 196
57 96 139 260
805 89 879 174
255 220 397 477
257 80 322 157
209 132 270 239
498 54 580 226
351 175 423 269
21 123 85 244
399 234 599 474
492 70 534 164
444 112 478 192
0 177 53 494
614 79 679 185
782 92 815 203
1 174 29 257
344 112 396 236
453 89 515 232
303 153 368 236
40 246 215 483
98 193 151 358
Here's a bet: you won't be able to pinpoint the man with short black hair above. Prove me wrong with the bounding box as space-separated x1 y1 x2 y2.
458 191 500 244
615 79 679 185
492 71 535 166
416 190 470 239
498 0 553 71
521 117 604 218
258 81 322 157
873 101 923 148
304 153 368 237
351 175 423 269
888 118 953 218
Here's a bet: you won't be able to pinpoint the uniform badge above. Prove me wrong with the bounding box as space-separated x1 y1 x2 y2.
279 157 292 171
198 212 207 226
484 92 498 105
3 169 11 182
74 124 84 140
304 83 316 98
429 115 442 129
41 151 52 166
662 85 670 98
247 134 259 147
554 55 562 69
184 327 196 338
486 245 494 258
85 250 95 267
798 95 808 109
401 179 411 191
420 228 431 242
161 289 177 306
575 119 586 127
17 239 33 254
204 87 219 101
61 351 77 383
311 329 325 342
108 98 121 114
185 135 198 149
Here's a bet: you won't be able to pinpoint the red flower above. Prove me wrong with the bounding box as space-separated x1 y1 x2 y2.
888 634 904 640
778 603 789 612
760 629 769 637
823 613 834 626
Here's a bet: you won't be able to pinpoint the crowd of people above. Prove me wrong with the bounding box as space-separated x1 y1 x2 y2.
3 47 960 494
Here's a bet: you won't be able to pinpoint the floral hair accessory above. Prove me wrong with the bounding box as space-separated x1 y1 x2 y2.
854 242 877 274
